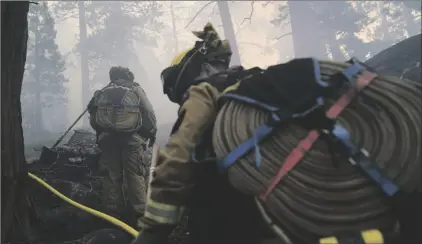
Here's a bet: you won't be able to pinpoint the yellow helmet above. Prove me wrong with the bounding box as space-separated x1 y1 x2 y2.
170 48 193 66
161 23 232 104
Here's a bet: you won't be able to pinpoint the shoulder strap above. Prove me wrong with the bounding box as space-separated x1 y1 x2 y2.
96 82 141 109
202 66 263 93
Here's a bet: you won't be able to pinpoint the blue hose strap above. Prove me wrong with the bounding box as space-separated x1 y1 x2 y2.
217 98 324 173
343 62 363 88
253 132 262 168
218 105 296 173
218 123 275 173
331 126 399 197
332 125 350 140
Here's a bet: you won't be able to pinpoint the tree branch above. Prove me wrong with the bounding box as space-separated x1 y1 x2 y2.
184 1 215 29
274 32 292 40
240 1 255 26
56 13 79 22
238 42 264 49
262 1 271 8
209 2 218 17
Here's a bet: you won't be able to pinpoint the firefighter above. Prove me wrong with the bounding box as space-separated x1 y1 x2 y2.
131 23 272 244
88 66 157 224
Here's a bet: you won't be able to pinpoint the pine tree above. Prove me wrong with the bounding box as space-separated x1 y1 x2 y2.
22 1 68 138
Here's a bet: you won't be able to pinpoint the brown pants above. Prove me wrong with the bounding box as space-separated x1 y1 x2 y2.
98 132 150 221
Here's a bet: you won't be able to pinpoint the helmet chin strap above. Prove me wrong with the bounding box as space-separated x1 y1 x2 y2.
172 41 209 97
172 48 201 93
170 40 229 103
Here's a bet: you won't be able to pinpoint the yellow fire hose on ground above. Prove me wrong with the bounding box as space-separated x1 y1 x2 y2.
27 172 139 238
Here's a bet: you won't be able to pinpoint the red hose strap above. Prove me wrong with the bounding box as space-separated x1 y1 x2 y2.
259 71 378 202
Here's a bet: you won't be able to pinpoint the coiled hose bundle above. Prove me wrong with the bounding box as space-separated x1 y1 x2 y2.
212 60 421 243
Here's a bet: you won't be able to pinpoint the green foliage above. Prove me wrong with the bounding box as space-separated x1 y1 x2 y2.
22 1 68 135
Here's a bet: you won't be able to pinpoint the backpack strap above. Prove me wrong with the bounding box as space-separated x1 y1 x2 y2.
96 84 142 109
96 102 141 109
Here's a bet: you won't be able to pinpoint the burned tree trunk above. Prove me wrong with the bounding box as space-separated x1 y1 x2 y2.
1 1 32 243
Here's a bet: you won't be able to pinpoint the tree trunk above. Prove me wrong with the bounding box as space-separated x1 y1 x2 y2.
1 1 33 243
112 1 127 68
288 1 327 59
170 1 179 55
34 18 43 133
217 1 241 66
78 1 90 127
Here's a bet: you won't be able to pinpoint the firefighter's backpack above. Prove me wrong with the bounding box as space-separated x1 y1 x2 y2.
94 79 142 133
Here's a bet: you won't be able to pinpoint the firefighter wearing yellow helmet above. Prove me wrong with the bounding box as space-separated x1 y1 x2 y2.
160 24 233 104
131 23 272 244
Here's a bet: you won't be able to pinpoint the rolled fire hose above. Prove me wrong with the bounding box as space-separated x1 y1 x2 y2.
212 60 421 243
28 172 139 238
